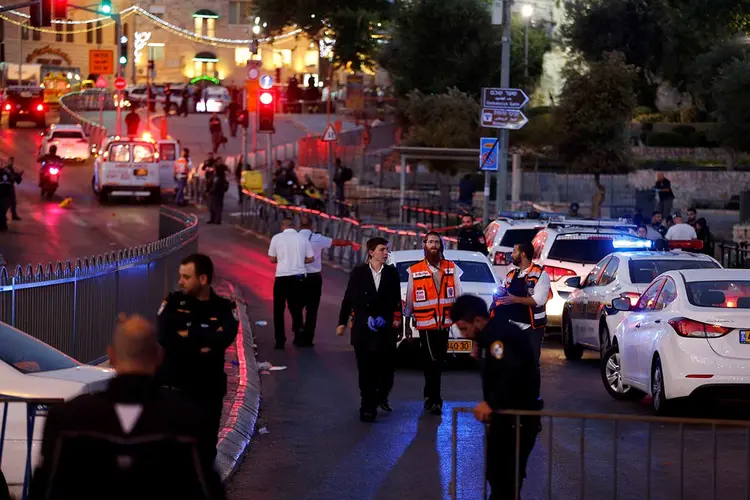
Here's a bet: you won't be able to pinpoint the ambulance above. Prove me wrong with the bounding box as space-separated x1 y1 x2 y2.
92 134 161 203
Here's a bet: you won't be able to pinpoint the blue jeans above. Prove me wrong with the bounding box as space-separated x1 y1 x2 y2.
175 178 186 205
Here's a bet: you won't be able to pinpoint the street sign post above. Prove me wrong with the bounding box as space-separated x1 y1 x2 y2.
322 123 338 142
480 138 499 171
481 108 529 130
481 88 529 109
247 60 261 80
89 50 114 75
259 74 273 90
322 123 338 215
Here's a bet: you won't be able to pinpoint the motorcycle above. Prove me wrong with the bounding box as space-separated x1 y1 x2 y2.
39 164 61 199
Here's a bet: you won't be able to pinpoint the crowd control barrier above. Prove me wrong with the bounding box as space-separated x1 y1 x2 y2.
450 407 750 500
0 206 198 364
58 90 113 151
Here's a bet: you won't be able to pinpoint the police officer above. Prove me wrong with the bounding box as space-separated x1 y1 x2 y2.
157 253 239 455
0 163 13 231
457 214 488 255
5 157 22 221
450 294 541 500
491 242 550 393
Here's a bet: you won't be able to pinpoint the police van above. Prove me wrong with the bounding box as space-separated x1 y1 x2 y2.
92 135 161 203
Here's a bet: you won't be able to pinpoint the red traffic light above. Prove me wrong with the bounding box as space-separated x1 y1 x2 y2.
257 88 276 133
53 0 67 19
259 91 273 105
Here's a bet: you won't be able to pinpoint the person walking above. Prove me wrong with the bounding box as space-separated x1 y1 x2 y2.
332 158 352 215
209 113 223 154
156 254 239 456
450 295 541 500
0 163 14 231
337 237 402 422
207 158 229 225
269 217 314 349
227 100 239 138
5 157 22 221
297 215 360 346
173 148 191 206
404 231 463 415
491 242 551 393
29 314 226 500
179 86 190 117
125 108 141 137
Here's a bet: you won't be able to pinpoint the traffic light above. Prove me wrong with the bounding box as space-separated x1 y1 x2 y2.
119 35 128 65
100 0 111 14
257 88 276 133
31 0 52 27
238 110 249 128
53 0 67 19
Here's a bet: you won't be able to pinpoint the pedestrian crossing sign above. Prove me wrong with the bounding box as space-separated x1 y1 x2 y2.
322 123 338 142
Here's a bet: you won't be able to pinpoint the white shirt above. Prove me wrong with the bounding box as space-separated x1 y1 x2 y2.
665 223 697 241
268 228 314 277
370 263 384 291
502 265 551 330
298 229 333 274
404 260 464 317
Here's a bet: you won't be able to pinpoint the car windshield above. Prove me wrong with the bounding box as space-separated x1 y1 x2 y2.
0 324 79 374
548 235 635 264
395 260 496 283
51 131 84 139
499 228 540 247
629 260 720 284
685 280 750 308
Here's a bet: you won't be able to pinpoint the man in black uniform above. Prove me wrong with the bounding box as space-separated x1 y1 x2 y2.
5 157 21 221
0 164 13 231
457 214 488 255
451 294 541 500
157 253 239 455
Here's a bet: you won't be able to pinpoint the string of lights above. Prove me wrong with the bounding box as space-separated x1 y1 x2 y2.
0 9 134 34
1 4 137 23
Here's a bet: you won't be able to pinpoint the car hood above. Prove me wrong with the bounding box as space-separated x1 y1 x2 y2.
26 365 114 394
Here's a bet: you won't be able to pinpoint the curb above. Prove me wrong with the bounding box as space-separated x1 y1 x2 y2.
215 280 261 483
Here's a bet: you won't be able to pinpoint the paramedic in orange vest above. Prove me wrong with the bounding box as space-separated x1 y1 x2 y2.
492 242 550 391
404 231 463 415
173 148 191 206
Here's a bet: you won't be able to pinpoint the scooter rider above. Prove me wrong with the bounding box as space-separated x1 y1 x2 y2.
37 145 63 186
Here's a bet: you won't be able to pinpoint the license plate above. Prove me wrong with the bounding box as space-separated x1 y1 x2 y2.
133 168 148 177
740 330 750 344
447 340 472 353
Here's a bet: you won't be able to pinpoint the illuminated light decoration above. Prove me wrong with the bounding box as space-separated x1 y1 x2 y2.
192 9 218 19
612 239 653 249
133 31 151 63
189 75 219 85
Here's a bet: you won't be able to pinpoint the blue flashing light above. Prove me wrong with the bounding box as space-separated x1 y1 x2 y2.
492 286 508 301
612 239 653 249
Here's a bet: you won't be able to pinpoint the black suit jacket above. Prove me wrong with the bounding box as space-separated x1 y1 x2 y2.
338 263 402 348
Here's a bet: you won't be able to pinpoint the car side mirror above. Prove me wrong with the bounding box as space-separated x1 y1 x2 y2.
612 297 632 312
564 276 581 289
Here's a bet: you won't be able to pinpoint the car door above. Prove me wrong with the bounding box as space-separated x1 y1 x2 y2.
634 277 677 384
588 256 621 349
623 278 665 386
573 256 610 345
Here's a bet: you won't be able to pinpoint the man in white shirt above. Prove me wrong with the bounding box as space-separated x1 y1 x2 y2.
297 215 359 347
269 217 314 349
665 213 697 241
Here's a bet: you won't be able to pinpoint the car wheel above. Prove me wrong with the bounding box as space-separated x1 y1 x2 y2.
599 322 611 354
651 357 673 415
562 313 584 361
600 344 640 400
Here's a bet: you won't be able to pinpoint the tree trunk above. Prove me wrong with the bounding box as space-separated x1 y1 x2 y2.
591 173 606 218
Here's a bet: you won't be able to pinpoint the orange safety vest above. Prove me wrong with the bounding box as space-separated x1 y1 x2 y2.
492 263 552 328
173 157 189 179
409 259 457 330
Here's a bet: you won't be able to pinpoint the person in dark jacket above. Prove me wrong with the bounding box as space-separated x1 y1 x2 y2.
29 314 225 500
457 214 488 255
4 157 21 221
209 114 223 154
157 254 239 453
451 294 541 500
337 237 402 422
208 158 228 224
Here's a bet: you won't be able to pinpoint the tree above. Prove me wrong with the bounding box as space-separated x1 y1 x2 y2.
689 42 748 114
711 58 750 169
554 52 638 215
380 0 550 97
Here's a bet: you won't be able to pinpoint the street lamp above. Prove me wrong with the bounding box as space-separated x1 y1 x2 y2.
521 4 533 81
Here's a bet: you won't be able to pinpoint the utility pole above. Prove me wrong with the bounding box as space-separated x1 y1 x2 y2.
130 13 136 84
495 0 512 214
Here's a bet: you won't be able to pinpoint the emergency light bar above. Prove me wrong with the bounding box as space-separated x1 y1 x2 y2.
666 240 704 251
547 217 636 230
497 210 566 222
613 239 653 249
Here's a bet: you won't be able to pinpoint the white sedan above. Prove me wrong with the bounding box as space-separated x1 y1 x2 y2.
39 124 91 161
603 268 750 414
562 248 721 361
388 249 502 357
0 322 113 487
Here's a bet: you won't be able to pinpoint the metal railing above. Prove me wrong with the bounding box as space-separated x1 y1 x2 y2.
0 206 197 363
451 407 750 500
58 90 112 149
719 242 750 269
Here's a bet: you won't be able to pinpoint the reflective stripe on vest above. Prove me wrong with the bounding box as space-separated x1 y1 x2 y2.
409 259 457 330
504 264 549 329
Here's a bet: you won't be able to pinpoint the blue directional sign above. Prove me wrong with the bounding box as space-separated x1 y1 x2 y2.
480 137 499 171
259 74 274 89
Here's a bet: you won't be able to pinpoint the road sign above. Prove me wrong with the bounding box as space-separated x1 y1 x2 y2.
245 79 259 112
114 77 126 90
89 50 114 75
480 138 499 171
95 75 108 89
482 88 529 109
322 123 338 142
481 108 528 130
247 60 261 80
491 0 503 25
259 74 273 90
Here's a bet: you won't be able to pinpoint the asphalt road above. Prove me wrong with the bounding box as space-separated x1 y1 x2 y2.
0 119 158 272
210 227 750 500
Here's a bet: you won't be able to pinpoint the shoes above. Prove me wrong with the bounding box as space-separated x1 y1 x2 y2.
359 409 376 423
424 398 443 415
379 401 393 413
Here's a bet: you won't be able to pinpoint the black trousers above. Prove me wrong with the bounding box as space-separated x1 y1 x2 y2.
208 192 224 223
0 196 8 230
420 329 449 403
273 275 304 344
302 272 323 343
354 343 396 412
486 414 540 500
8 186 17 218
529 327 544 394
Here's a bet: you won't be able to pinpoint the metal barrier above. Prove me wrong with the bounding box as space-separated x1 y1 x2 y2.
451 407 750 500
58 90 112 150
0 206 198 363
719 242 749 268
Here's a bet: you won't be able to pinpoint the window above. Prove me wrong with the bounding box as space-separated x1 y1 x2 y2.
133 144 156 163
499 228 540 248
159 143 177 161
51 131 84 139
55 23 63 42
395 261 495 284
583 257 609 288
0 324 79 374
635 279 665 312
598 257 620 286
148 45 165 61
87 24 93 43
109 144 130 162
66 21 73 43
273 50 292 67
228 1 252 25
654 278 677 310
627 259 720 284
96 21 102 45
194 17 203 37
685 281 750 309
235 47 261 66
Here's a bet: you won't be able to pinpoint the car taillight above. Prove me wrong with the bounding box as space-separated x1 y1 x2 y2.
77 139 88 143
4 104 10 111
544 265 576 282
667 317 732 338
620 292 641 307
48 167 59 175
493 252 508 266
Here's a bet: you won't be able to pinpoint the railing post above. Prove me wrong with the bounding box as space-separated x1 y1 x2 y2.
70 267 79 359
11 275 16 328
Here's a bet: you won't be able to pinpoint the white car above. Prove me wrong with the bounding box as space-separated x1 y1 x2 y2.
0 322 113 487
484 213 546 278
531 218 640 328
603 268 750 414
92 136 161 203
388 249 502 357
39 124 91 161
196 86 231 113
562 246 721 361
